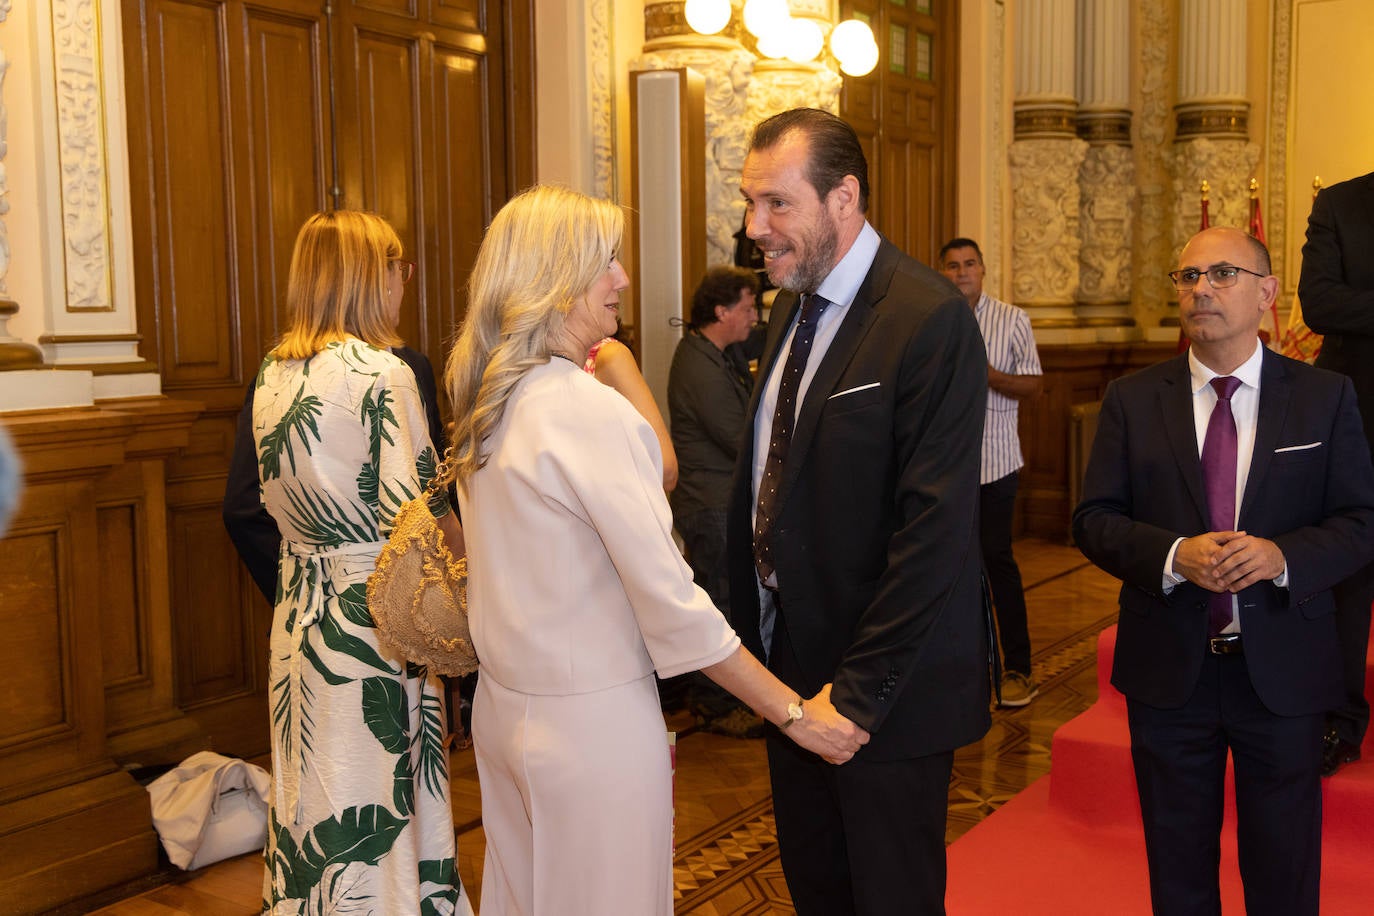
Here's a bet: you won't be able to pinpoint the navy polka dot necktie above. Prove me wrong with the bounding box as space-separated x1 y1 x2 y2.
754 293 830 584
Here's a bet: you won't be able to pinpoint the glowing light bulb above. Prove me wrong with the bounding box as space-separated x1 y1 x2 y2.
831 19 879 77
743 0 790 39
784 18 824 63
684 0 731 36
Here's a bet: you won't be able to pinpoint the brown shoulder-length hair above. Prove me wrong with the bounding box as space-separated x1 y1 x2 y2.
273 210 404 359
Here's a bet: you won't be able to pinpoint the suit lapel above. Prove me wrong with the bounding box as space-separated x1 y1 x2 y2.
1160 356 1210 524
772 241 896 512
1240 349 1290 523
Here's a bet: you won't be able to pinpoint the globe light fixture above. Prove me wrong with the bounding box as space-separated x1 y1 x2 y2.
784 18 825 64
755 25 792 60
743 0 790 39
684 0 732 36
830 19 879 77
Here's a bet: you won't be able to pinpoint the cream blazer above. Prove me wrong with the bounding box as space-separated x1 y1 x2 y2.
459 358 739 695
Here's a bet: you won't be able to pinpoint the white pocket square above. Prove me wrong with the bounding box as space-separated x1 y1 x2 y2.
829 382 880 400
1274 441 1322 453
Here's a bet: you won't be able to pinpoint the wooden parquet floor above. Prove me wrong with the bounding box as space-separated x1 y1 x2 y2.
77 538 1120 916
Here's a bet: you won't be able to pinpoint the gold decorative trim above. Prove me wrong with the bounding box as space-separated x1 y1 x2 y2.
1076 111 1131 144
1174 105 1249 138
1014 107 1078 139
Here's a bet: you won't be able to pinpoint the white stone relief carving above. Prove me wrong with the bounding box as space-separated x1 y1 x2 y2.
1169 137 1261 258
590 0 614 199
633 43 757 267
1009 138 1087 307
744 62 841 133
1079 144 1136 304
1131 0 1174 325
52 0 113 312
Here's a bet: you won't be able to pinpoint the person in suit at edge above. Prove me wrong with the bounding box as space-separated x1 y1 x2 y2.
726 108 991 916
1297 169 1374 776
1073 226 1374 915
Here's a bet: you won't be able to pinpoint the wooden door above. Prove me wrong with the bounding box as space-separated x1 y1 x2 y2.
122 0 532 756
840 0 958 266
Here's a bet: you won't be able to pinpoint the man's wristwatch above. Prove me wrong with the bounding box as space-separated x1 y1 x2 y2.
779 698 804 730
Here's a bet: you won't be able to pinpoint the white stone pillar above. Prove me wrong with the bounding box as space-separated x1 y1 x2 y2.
1170 0 1259 259
0 0 43 369
1074 0 1135 337
1 0 158 409
1010 0 1087 338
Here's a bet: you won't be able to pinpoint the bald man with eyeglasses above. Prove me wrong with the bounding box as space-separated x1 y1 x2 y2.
1074 227 1374 915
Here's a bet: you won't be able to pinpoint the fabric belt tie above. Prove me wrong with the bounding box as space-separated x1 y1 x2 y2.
277 538 382 823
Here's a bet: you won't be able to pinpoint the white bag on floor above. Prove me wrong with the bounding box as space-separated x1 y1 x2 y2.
147 751 271 870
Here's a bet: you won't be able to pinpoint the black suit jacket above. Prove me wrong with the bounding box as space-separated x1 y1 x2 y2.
1072 350 1374 714
222 346 446 603
1299 170 1374 451
726 236 992 761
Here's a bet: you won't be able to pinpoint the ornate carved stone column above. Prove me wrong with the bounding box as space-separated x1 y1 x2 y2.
1010 0 1088 338
1074 0 1135 337
634 5 758 268
1168 0 1259 257
0 0 43 369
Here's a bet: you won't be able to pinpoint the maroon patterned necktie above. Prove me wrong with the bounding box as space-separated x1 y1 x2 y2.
1201 375 1241 635
754 294 830 583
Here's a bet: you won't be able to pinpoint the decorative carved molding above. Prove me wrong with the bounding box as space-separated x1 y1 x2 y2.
1174 103 1249 138
1009 137 1087 307
1079 144 1136 305
634 40 757 267
1076 111 1131 145
1131 0 1174 323
1014 105 1078 139
51 0 115 313
1169 137 1262 255
590 0 614 198
1265 0 1292 283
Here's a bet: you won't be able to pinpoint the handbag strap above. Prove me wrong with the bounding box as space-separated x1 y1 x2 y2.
424 445 457 500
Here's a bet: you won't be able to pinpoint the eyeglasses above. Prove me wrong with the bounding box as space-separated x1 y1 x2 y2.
392 259 417 284
1167 264 1265 292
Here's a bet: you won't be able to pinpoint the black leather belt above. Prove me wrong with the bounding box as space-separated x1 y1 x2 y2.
1208 634 1243 655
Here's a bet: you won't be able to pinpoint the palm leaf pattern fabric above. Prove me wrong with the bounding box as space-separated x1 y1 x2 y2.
252 340 471 916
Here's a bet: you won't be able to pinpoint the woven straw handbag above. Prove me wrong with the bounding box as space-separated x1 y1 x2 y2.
367 453 478 677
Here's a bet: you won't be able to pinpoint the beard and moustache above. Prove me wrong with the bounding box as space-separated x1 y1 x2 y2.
762 215 840 295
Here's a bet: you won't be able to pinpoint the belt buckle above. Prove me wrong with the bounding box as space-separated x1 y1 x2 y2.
1208 634 1241 655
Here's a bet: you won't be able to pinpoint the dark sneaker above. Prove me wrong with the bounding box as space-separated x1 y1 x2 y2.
999 671 1039 708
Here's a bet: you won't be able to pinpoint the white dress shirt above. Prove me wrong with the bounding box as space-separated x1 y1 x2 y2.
1162 340 1288 631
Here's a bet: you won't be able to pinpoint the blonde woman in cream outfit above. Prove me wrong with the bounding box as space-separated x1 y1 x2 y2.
445 185 867 915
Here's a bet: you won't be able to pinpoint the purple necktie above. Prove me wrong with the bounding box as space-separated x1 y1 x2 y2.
1201 375 1241 635
754 293 830 583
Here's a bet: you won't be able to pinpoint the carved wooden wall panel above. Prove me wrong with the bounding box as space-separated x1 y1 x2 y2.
122 0 532 758
0 526 67 747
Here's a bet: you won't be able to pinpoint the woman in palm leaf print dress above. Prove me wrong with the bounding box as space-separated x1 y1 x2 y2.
251 211 473 916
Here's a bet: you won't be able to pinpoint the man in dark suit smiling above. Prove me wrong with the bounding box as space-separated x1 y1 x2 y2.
728 108 990 915
1074 227 1374 915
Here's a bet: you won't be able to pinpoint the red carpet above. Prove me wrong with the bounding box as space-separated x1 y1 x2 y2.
947 625 1374 914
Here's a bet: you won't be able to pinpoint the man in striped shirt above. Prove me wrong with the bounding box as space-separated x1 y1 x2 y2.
940 238 1044 707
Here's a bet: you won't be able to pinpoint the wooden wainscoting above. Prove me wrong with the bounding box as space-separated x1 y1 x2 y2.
0 398 202 914
1017 341 1176 540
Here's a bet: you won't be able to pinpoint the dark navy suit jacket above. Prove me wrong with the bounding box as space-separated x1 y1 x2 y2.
1073 349 1374 714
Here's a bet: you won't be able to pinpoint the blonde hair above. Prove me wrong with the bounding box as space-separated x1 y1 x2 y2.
446 185 624 485
273 210 404 359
